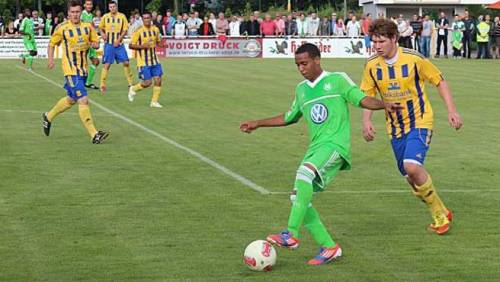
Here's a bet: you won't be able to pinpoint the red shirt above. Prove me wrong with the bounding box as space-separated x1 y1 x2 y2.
260 20 276 36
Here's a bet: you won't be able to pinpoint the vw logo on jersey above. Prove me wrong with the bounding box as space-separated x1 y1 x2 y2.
310 103 328 124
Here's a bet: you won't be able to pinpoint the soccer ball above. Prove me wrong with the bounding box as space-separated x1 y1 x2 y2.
243 240 277 272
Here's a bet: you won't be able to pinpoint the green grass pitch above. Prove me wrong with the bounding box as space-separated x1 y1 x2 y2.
0 57 499 280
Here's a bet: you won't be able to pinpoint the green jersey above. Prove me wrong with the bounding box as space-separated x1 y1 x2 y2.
81 10 94 23
284 71 366 167
20 18 35 37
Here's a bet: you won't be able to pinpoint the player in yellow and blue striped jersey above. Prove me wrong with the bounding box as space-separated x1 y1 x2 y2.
360 19 462 235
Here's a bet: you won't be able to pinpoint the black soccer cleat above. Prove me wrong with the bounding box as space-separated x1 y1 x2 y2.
42 112 51 136
92 130 109 144
85 83 99 90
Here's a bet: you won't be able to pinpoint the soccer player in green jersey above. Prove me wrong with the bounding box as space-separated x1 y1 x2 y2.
240 43 402 265
19 8 37 70
82 0 100 89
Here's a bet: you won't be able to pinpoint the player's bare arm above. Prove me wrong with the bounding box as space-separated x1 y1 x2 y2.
360 98 402 142
47 44 56 69
362 109 376 142
240 114 289 133
436 80 463 130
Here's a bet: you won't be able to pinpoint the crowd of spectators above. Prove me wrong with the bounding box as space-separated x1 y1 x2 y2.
1 7 499 59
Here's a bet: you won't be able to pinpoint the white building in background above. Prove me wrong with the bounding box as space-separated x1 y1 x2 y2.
359 0 497 19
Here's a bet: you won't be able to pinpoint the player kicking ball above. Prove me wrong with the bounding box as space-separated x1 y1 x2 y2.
360 19 463 235
128 11 165 108
43 0 109 144
240 43 402 265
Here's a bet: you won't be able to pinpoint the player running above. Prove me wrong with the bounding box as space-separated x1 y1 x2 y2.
98 0 134 93
18 8 37 70
42 0 109 144
81 0 100 89
128 11 165 108
240 43 402 265
360 19 463 235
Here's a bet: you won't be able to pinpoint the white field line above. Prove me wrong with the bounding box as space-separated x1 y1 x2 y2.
0 109 112 116
18 66 270 195
268 189 500 195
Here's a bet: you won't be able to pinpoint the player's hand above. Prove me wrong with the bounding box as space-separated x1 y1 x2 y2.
384 102 404 113
240 121 259 133
48 59 55 69
91 41 99 49
362 121 376 142
448 111 463 130
101 34 107 42
113 40 121 47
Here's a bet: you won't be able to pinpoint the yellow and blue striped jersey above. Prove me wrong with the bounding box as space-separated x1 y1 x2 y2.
49 21 98 77
131 25 161 67
360 48 443 138
98 12 128 45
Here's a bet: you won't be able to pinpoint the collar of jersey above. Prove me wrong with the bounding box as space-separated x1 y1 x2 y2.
305 71 328 88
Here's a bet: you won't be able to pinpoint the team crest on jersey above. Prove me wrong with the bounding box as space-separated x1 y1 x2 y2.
323 83 332 92
310 103 328 124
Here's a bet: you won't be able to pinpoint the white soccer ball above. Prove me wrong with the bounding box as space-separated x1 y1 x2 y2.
243 240 277 272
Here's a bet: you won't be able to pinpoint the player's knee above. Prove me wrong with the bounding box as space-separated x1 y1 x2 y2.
154 78 162 86
143 80 152 87
93 59 100 66
295 164 316 185
403 162 421 179
29 50 37 56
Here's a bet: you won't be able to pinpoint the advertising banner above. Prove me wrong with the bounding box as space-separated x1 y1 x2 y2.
0 38 52 58
262 37 369 58
161 38 262 58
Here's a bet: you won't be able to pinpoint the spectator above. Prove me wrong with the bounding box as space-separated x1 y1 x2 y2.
275 13 285 36
308 12 320 36
260 14 277 37
451 14 464 58
362 13 372 55
319 16 330 36
476 15 490 59
4 21 18 37
253 11 262 23
199 16 215 36
410 14 423 52
345 11 354 26
462 10 474 58
284 14 297 36
0 16 4 36
44 12 53 35
346 15 361 38
330 12 338 35
229 15 240 36
436 11 449 58
486 14 494 58
173 14 187 38
128 11 143 35
186 12 200 36
208 12 217 32
154 14 164 35
14 13 23 32
397 14 412 48
93 10 102 31
336 17 345 36
163 10 176 35
243 14 260 36
493 16 500 59
420 14 433 58
215 12 228 35
32 10 44 36
182 13 189 22
296 13 308 37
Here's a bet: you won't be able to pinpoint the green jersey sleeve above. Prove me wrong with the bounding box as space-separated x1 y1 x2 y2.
284 91 302 124
336 72 366 107
20 18 27 33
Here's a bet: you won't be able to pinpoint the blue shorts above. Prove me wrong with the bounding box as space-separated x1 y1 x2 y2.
102 43 129 64
139 64 163 81
390 128 432 176
63 75 87 101
364 35 371 48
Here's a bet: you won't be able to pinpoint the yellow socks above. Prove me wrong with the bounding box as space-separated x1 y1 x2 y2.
47 97 73 121
123 65 134 85
152 86 161 103
100 67 108 88
413 175 448 222
78 104 98 138
132 83 144 92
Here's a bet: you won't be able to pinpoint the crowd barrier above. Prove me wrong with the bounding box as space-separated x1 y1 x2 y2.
0 35 374 59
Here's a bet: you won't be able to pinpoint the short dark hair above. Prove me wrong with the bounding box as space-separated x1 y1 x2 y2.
109 1 117 5
369 18 398 39
67 0 82 9
295 43 321 59
143 11 152 17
